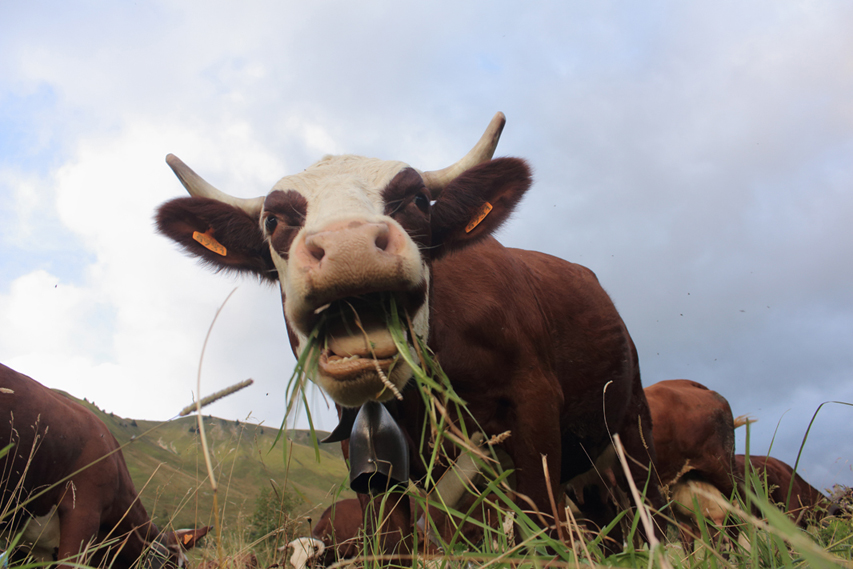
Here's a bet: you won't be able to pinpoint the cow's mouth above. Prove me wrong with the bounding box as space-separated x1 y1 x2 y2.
314 294 407 383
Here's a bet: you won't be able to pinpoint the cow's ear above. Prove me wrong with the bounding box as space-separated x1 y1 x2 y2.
169 526 212 550
429 158 531 258
156 197 277 282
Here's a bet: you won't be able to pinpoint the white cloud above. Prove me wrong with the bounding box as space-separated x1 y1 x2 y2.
0 270 100 357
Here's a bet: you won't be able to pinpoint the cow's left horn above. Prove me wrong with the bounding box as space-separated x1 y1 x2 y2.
422 112 506 197
166 154 264 216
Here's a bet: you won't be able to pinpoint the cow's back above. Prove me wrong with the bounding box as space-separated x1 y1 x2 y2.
0 364 128 525
645 379 736 492
736 454 828 525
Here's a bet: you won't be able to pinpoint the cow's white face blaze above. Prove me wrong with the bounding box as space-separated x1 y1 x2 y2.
262 156 432 406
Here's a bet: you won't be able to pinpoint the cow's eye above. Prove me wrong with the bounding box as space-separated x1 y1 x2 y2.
413 193 430 214
265 215 278 233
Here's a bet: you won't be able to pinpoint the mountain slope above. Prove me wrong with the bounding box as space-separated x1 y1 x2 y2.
62 392 352 531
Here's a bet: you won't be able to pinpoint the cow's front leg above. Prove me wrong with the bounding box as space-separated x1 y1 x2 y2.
55 492 103 569
504 393 564 539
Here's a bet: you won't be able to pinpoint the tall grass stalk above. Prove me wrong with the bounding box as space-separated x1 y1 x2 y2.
191 286 238 566
277 323 322 461
788 401 853 513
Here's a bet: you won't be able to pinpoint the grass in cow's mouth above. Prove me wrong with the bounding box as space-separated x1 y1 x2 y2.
280 293 404 456
279 320 323 459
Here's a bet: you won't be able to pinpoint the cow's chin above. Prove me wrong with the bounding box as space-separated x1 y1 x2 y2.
316 358 413 408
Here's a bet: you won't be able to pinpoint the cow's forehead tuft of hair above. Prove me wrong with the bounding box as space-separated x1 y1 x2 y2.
269 155 411 229
272 155 410 200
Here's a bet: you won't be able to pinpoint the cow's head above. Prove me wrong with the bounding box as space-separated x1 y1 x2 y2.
156 113 531 407
144 526 210 569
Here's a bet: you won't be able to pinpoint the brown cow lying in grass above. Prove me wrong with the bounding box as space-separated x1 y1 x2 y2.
283 494 510 568
0 362 209 569
736 453 833 527
282 499 362 569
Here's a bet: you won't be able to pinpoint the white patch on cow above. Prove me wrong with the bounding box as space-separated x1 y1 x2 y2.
0 506 61 562
671 479 728 527
267 155 432 406
280 537 325 569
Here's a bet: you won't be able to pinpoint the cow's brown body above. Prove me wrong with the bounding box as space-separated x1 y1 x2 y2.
415 239 657 538
0 363 206 569
645 379 738 544
155 115 662 552
303 494 504 567
736 454 829 527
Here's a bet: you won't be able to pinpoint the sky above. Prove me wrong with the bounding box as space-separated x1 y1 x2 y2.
1 1 851 492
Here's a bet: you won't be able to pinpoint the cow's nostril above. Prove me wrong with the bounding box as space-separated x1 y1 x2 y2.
305 238 325 262
372 223 392 252
375 233 389 252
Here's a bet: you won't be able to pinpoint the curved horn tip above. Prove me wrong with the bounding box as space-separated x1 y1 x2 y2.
165 154 187 178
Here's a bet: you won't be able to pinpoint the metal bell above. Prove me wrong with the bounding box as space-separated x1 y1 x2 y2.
347 401 410 494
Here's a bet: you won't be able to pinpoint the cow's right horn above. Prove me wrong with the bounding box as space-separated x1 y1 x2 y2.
166 154 264 217
421 112 506 197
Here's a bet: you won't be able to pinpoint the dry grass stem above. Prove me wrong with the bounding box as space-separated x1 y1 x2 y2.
487 431 511 446
194 286 239 566
179 379 255 417
541 454 566 545
733 414 756 428
563 501 594 568
612 433 671 569
348 302 403 401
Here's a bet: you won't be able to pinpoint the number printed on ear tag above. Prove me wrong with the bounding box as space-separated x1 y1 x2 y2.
192 229 227 256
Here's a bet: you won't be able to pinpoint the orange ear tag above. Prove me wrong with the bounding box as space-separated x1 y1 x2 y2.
192 229 227 256
465 202 493 233
182 533 193 545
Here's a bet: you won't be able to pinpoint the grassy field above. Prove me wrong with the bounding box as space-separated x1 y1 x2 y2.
62 393 353 533
3 390 852 568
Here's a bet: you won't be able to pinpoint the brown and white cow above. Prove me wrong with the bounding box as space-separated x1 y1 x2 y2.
644 379 739 546
0 363 209 569
155 113 662 551
735 454 831 527
287 493 513 568
307 498 362 567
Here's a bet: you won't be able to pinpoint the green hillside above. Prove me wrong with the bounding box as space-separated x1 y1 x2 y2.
61 392 353 533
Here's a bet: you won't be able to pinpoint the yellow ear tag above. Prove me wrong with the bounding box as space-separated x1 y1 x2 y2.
192 229 227 256
182 533 193 545
465 202 493 233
